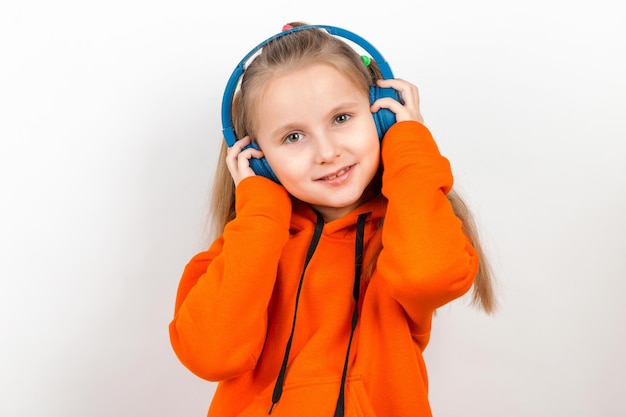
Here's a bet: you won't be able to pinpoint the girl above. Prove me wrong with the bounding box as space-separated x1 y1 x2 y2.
170 22 496 417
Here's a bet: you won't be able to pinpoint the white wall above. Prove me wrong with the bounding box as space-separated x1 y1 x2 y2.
1 1 624 416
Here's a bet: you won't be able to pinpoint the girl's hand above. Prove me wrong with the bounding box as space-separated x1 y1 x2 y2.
225 136 264 187
371 78 424 124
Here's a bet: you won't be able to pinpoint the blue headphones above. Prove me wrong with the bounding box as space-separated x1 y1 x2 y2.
221 25 400 183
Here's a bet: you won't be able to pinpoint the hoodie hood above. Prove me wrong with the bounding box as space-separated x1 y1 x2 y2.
289 195 387 236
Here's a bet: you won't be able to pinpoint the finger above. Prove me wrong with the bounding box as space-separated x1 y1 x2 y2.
371 97 405 115
227 136 251 156
377 79 419 105
376 78 419 101
375 79 423 120
238 146 264 164
225 137 247 178
371 96 424 124
226 136 257 167
376 78 418 94
233 145 264 180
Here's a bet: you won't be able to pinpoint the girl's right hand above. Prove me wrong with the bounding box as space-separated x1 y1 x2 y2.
225 136 265 187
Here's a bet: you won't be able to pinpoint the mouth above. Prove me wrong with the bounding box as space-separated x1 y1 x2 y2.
317 165 354 181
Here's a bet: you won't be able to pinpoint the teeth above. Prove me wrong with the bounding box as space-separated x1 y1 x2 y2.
323 167 349 180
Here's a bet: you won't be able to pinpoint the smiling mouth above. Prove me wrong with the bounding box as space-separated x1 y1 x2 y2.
318 165 353 181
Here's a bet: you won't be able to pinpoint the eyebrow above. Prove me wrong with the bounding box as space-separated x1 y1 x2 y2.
269 123 301 141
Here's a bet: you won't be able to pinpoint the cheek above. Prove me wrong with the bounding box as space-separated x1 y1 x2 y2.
363 141 382 179
266 153 307 184
363 136 381 161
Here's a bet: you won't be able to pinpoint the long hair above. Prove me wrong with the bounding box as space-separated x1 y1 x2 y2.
209 23 497 313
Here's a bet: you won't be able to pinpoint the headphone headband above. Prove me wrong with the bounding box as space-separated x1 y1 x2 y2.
221 25 395 146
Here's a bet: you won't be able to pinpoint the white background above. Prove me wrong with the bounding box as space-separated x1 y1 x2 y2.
1 0 624 416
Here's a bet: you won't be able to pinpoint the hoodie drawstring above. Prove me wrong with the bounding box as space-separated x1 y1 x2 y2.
333 212 369 417
268 211 370 416
269 212 325 414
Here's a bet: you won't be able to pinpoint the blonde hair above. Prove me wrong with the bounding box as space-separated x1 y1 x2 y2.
209 23 497 313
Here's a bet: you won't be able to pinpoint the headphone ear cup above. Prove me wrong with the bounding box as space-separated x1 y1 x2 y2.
243 142 281 184
370 85 400 140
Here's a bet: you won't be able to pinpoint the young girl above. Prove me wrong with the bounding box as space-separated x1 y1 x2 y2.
170 22 496 417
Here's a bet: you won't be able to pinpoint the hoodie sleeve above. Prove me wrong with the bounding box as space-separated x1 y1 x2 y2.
377 121 478 334
169 176 292 381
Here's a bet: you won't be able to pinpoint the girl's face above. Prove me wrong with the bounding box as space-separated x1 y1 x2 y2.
254 63 380 222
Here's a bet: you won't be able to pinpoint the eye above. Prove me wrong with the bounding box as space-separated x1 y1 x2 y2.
334 113 351 125
283 132 304 144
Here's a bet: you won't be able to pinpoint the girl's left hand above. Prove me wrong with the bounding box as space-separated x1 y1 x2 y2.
371 78 424 125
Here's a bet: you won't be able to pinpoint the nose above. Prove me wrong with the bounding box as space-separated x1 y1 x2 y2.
314 132 340 164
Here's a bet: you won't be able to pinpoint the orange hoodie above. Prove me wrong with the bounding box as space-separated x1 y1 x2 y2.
169 121 478 417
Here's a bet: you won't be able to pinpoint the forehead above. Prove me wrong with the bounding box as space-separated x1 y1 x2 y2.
263 64 366 103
